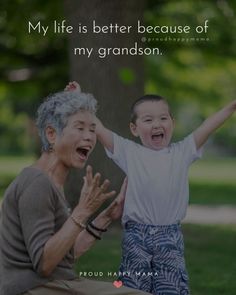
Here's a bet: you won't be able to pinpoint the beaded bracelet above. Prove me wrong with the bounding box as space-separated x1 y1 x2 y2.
70 215 86 229
89 221 108 232
86 225 101 240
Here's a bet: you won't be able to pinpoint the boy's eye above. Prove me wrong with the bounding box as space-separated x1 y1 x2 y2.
90 129 95 133
144 119 152 122
161 117 167 120
77 127 84 131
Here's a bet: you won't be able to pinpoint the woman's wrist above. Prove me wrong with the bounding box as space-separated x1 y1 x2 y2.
70 209 90 227
70 215 87 229
93 212 112 229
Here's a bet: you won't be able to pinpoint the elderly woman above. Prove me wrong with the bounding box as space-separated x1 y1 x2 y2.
0 89 150 295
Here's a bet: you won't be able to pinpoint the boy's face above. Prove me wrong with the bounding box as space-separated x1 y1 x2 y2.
130 100 174 150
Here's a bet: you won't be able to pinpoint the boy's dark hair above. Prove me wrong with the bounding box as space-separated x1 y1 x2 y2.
130 94 170 123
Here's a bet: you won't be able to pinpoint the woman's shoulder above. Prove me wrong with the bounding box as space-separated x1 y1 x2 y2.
19 166 50 184
8 166 53 198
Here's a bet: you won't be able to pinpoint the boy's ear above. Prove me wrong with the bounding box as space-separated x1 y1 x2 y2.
172 117 175 128
45 126 57 144
129 122 139 137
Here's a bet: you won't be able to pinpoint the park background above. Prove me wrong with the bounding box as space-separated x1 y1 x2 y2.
0 1 236 294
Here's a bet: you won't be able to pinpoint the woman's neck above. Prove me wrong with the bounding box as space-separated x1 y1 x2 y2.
34 152 69 190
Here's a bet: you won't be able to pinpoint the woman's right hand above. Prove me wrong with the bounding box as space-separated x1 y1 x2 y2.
72 165 116 221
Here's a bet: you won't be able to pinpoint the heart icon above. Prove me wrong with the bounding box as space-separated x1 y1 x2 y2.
113 280 123 288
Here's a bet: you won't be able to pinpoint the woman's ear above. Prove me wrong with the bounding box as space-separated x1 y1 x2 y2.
45 126 57 144
129 122 139 137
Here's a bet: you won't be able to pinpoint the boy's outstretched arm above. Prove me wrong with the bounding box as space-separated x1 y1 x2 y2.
193 100 236 150
65 81 114 152
94 116 114 153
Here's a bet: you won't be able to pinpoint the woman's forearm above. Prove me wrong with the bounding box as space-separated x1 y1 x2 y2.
74 213 112 258
40 214 87 277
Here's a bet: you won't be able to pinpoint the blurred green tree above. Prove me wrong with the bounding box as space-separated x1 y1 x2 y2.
0 0 235 163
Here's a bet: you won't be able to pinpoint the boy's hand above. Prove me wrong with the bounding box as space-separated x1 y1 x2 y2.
193 99 236 150
230 99 236 110
65 81 81 92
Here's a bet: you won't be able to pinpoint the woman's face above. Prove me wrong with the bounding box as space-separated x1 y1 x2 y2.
54 110 97 169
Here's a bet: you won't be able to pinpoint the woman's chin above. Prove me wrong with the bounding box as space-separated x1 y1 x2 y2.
72 159 87 169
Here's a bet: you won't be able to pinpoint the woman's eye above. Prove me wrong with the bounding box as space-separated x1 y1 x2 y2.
90 129 95 133
161 117 167 120
144 119 152 122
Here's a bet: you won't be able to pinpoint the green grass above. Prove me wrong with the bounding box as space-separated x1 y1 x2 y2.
0 155 34 177
190 182 236 205
189 158 236 185
1 156 236 205
75 224 236 295
184 224 236 295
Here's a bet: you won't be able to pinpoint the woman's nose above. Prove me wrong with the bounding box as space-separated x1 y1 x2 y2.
83 130 93 141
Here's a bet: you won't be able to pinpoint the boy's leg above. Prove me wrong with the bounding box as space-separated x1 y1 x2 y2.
119 223 153 293
151 224 189 295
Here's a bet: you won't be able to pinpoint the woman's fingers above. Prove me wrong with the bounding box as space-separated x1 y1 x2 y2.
100 179 110 193
120 177 128 195
104 190 116 200
79 167 118 214
116 177 128 203
85 165 93 186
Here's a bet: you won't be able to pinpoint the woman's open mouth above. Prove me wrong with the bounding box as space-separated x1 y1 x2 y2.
76 147 91 160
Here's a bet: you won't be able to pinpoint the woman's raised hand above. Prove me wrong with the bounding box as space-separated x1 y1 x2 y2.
74 165 116 220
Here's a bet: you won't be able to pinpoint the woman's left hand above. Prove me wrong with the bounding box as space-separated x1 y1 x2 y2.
101 177 127 221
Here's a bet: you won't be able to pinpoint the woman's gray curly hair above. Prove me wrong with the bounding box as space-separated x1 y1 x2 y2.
36 89 97 152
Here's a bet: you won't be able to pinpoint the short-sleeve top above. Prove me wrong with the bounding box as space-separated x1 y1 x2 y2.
0 167 76 295
106 133 202 225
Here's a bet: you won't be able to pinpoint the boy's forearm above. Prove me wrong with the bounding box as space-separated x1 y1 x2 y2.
194 100 236 149
95 116 114 152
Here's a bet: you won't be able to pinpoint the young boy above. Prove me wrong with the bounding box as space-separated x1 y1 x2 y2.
66 82 236 295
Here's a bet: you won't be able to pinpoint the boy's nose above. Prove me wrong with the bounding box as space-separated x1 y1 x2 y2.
152 120 161 128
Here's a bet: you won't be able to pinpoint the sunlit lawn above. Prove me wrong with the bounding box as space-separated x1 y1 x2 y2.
189 157 236 205
1 156 236 294
0 155 34 176
75 224 236 295
189 157 236 185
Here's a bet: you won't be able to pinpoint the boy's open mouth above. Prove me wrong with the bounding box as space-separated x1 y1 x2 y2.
151 133 164 141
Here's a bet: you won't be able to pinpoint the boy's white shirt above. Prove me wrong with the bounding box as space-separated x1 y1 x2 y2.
105 132 202 225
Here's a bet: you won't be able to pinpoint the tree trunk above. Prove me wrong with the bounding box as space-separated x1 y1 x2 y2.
64 0 146 206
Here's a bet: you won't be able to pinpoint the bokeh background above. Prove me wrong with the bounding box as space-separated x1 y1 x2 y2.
0 1 236 294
